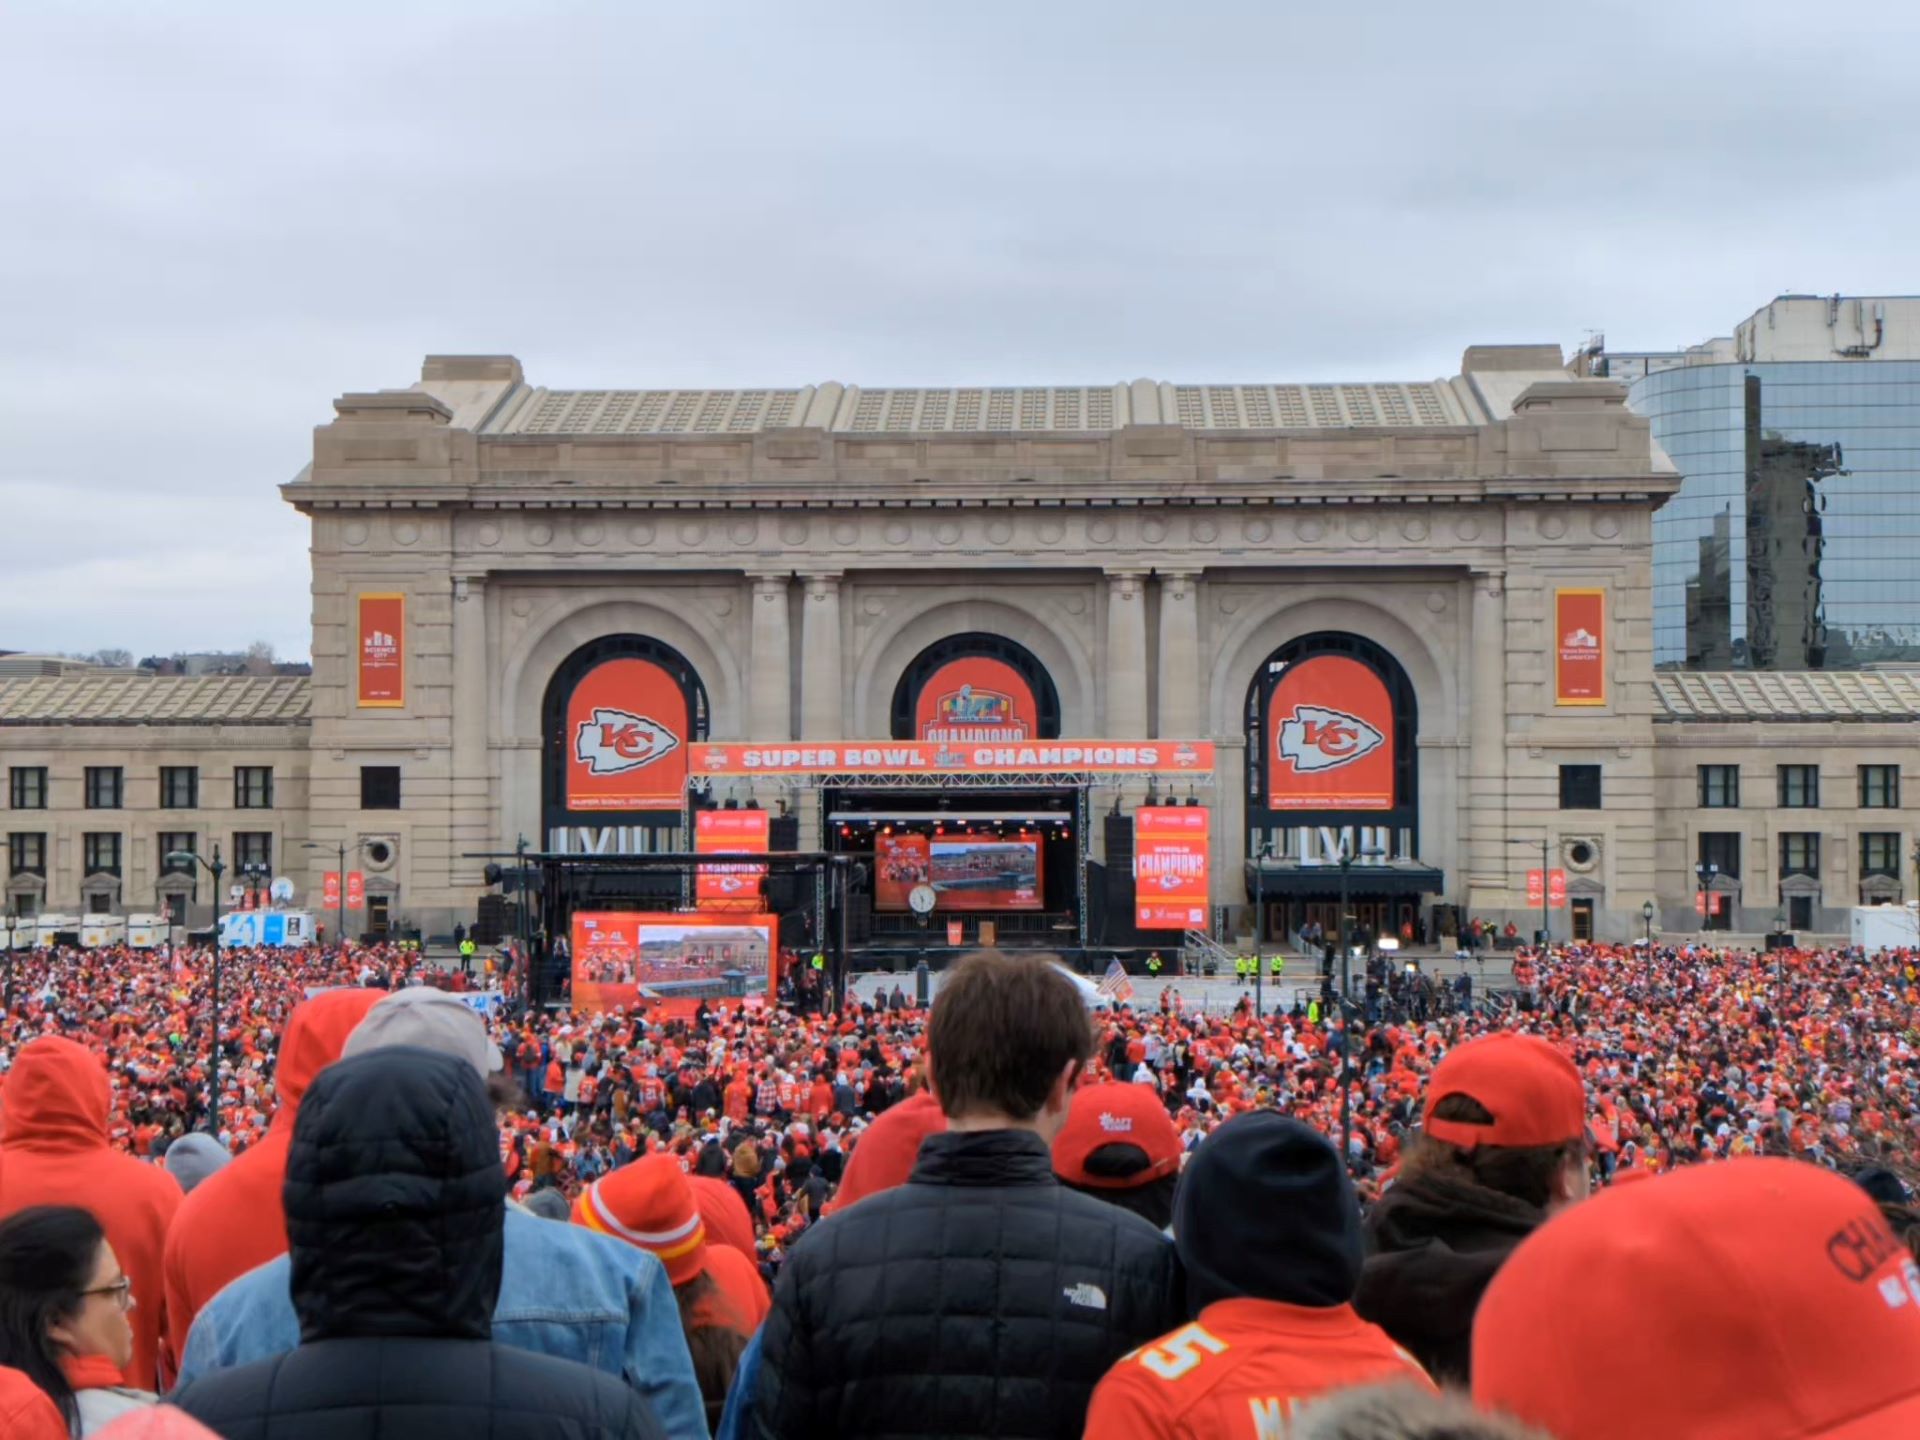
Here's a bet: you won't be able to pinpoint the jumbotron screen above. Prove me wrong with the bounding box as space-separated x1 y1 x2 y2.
569 911 775 1013
876 833 1042 912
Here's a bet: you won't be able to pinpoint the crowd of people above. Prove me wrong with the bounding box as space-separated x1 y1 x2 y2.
0 932 1912 1436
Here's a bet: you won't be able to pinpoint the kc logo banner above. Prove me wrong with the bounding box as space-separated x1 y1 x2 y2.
1267 654 1395 811
564 657 690 811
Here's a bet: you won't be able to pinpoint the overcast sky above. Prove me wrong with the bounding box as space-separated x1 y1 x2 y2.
4 1 1916 660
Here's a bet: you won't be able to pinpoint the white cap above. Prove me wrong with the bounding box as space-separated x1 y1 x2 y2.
343 988 504 1077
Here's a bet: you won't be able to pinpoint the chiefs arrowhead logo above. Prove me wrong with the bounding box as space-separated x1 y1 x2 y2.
574 708 681 775
1277 705 1384 773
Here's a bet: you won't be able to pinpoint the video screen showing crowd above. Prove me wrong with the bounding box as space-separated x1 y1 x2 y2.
0 934 1916 1439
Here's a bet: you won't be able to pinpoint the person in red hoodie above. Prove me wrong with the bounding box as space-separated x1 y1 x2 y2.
0 1037 182 1391
0 1364 66 1440
157 987 382 1376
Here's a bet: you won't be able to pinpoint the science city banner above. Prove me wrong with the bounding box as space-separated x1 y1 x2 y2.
570 910 776 1014
694 809 770 912
1134 805 1211 931
1554 588 1607 706
355 593 405 708
566 657 690 810
915 656 1040 743
693 740 1214 779
1266 655 1395 811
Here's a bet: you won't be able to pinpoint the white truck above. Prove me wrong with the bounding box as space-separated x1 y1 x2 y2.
35 913 82 948
126 913 170 949
78 914 127 948
1852 905 1920 953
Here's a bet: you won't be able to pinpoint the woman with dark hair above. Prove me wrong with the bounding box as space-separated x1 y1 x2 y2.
0 1206 154 1435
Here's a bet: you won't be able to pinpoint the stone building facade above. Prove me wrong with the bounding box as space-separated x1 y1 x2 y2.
4 348 1914 947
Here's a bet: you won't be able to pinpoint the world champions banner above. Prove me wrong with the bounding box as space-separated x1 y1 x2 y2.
565 657 690 810
1266 655 1394 811
355 594 405 708
695 809 769 912
1554 589 1607 706
1134 806 1210 930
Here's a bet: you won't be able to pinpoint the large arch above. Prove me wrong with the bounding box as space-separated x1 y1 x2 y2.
849 592 1096 738
889 631 1063 741
538 632 712 827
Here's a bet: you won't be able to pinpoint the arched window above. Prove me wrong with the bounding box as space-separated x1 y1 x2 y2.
890 632 1062 742
542 634 710 826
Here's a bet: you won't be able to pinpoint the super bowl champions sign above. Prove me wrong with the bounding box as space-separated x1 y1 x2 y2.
565 657 690 810
914 656 1039 743
1266 654 1395 811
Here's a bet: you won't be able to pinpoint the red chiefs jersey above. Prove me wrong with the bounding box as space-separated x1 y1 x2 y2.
1083 1299 1432 1439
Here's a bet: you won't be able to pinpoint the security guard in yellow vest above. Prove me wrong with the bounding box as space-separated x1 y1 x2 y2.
1268 953 1284 980
1145 952 1163 978
810 952 826 972
1234 954 1250 986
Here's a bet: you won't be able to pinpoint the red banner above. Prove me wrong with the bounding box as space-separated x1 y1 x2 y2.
915 656 1040 743
345 871 365 909
356 594 406 708
1134 806 1210 930
947 919 963 946
1526 869 1569 910
570 911 776 1013
566 658 690 810
1554 589 1607 706
322 872 341 909
695 810 770 911
1694 891 1724 917
1266 655 1394 811
694 740 1213 778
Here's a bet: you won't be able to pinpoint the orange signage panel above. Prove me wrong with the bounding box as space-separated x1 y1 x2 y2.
692 741 1214 779
915 656 1040 743
1134 806 1210 930
1266 655 1395 811
356 594 406 708
1554 589 1607 706
695 810 770 912
566 658 691 811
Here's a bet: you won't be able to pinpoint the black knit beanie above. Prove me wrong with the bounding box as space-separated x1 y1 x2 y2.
1174 1111 1362 1311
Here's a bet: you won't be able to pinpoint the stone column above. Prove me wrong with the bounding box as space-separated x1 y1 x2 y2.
450 573 492 852
1106 570 1149 738
799 572 844 740
748 573 792 740
1156 570 1200 737
1467 569 1507 899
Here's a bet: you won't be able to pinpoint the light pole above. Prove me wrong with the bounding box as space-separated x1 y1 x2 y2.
1695 861 1719 936
302 839 368 950
165 843 225 1132
2 903 15 1015
1508 836 1551 949
1252 838 1269 1019
1641 899 1654 953
1336 833 1354 1003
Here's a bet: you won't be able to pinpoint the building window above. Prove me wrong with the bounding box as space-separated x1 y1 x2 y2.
82 832 122 876
1779 831 1821 877
1861 832 1902 877
1698 765 1740 809
1777 765 1819 808
159 832 197 873
1860 765 1900 810
84 767 123 810
360 766 402 811
1697 831 1743 878
233 767 274 810
1558 765 1602 810
8 768 47 810
160 767 199 809
7 833 46 876
233 832 273 873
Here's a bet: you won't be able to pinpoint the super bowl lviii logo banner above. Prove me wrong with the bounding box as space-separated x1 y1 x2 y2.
916 656 1037 742
1554 588 1607 705
566 657 689 810
356 593 405 708
1267 654 1394 811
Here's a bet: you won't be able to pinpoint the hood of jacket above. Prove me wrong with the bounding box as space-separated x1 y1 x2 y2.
1 1037 109 1152
272 988 385 1121
285 1045 506 1343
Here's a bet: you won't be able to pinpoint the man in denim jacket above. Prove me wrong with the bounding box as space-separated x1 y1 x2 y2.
173 987 707 1439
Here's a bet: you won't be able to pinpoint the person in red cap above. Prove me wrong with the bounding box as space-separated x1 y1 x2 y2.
574 1153 768 1430
0 1037 182 1392
826 1088 946 1213
1473 1157 1920 1440
1354 1032 1589 1384
1087 1113 1431 1438
158 987 383 1375
1051 1081 1183 1230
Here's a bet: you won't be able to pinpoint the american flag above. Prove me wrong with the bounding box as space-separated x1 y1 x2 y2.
1096 958 1135 1004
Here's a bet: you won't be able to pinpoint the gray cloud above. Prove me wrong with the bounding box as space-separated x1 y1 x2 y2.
3 0 1915 658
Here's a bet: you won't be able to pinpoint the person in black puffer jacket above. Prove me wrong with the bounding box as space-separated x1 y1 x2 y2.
1354 1033 1591 1385
753 952 1183 1440
171 1046 666 1440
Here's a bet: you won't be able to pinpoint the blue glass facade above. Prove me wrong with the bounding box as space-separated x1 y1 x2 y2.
1632 361 1920 668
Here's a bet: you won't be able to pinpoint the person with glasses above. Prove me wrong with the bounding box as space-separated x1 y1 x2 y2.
0 1206 155 1434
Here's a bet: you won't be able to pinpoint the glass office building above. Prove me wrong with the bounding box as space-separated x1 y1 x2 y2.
1632 359 1920 669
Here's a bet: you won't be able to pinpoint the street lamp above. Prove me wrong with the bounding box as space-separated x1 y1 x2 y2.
1251 838 1269 1019
1336 833 1354 1003
165 843 226 1132
1508 836 1551 949
303 839 373 950
1641 898 1654 952
1695 861 1719 935
2 903 16 1015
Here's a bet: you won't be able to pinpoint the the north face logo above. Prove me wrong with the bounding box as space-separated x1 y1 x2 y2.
1063 1283 1108 1310
1277 705 1384 773
574 709 681 775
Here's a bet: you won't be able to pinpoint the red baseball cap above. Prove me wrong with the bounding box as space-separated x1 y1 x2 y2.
1473 1158 1920 1440
1421 1033 1585 1150
1052 1082 1181 1189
